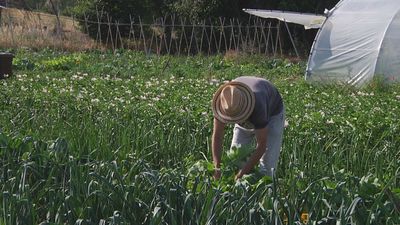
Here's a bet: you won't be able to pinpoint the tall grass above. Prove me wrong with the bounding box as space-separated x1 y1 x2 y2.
0 8 97 51
0 49 399 224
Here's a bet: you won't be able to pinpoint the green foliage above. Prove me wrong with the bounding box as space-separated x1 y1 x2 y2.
71 0 340 22
187 144 267 189
226 145 253 168
40 54 84 70
167 0 221 22
0 49 399 224
72 0 165 23
12 49 85 71
13 0 78 15
71 0 168 43
0 132 398 224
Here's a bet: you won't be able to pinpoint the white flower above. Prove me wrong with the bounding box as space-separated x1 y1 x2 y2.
91 98 100 103
117 98 124 103
326 119 334 124
209 78 219 85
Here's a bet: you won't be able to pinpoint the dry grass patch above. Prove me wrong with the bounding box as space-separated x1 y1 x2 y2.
0 7 99 51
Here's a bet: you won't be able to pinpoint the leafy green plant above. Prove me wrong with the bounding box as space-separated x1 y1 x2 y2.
1 49 399 224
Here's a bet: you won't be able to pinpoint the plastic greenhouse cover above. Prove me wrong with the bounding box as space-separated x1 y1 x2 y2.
307 0 400 86
242 9 326 29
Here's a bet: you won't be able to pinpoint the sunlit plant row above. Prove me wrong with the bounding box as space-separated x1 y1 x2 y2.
0 49 399 224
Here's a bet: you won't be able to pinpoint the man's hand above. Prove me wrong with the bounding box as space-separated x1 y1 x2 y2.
238 127 268 177
213 168 221 180
235 170 243 180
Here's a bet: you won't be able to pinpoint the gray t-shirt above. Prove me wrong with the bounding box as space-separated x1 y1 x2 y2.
234 76 283 129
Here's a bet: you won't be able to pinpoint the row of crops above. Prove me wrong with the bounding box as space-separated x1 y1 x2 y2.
0 48 399 224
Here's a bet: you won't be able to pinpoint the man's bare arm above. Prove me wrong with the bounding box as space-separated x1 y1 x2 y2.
236 127 267 179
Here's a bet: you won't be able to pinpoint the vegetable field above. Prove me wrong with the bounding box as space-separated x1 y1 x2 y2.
1 49 399 224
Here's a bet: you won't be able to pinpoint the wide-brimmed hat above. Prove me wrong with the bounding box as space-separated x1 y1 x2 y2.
212 81 255 124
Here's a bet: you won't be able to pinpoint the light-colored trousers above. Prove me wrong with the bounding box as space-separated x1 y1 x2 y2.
230 108 285 176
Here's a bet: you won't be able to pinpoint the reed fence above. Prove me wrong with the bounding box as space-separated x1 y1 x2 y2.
0 7 300 56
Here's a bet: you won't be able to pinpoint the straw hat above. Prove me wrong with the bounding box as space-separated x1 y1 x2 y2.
212 81 255 124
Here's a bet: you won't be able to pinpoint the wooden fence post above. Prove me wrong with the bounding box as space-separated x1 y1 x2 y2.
168 14 176 55
138 16 148 55
188 21 196 55
283 20 299 58
161 16 169 55
115 20 123 50
106 14 115 52
274 20 280 57
199 20 207 55
95 7 104 45
252 17 259 54
228 18 236 51
128 15 134 50
237 19 243 52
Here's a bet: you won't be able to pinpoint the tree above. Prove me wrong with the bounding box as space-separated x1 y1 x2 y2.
166 0 221 22
73 0 166 23
47 0 62 37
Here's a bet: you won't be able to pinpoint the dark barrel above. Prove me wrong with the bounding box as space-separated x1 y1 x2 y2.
0 52 14 79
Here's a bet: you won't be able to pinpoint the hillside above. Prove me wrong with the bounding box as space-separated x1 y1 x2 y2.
0 7 78 32
0 7 96 50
